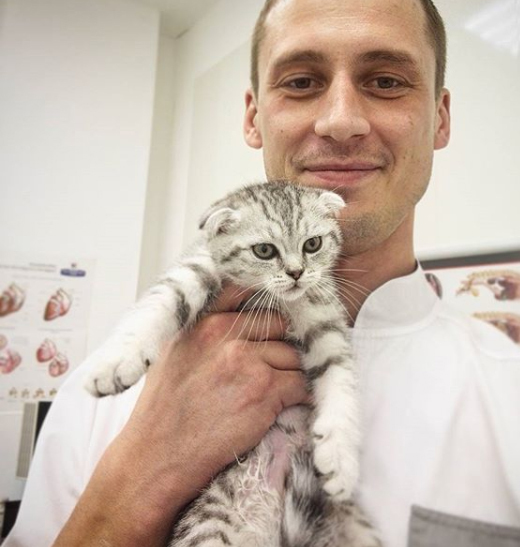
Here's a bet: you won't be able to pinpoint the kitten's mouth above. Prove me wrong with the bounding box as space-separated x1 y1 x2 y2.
283 284 306 300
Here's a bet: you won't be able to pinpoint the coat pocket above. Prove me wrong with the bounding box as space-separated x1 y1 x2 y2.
408 505 520 547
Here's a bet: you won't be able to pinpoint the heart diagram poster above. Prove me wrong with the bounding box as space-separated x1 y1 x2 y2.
0 254 94 411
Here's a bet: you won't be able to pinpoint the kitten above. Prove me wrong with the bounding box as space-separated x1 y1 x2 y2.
84 181 380 547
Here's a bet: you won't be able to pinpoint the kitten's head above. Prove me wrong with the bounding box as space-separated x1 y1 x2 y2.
199 182 344 302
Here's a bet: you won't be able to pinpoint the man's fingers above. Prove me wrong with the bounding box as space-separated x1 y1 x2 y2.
230 309 287 341
206 283 289 342
203 305 286 343
274 369 310 409
212 283 256 313
252 341 300 371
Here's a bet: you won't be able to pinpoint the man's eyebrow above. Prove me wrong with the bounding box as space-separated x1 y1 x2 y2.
268 48 422 77
360 50 421 74
270 50 327 71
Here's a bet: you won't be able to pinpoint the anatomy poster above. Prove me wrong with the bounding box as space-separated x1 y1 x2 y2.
422 251 520 346
0 254 94 411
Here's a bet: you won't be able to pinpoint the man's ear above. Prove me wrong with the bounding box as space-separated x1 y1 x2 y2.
244 88 263 149
434 88 451 150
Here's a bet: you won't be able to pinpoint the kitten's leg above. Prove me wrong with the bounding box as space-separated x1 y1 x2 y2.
282 442 380 547
281 443 328 547
309 343 359 501
318 501 382 547
287 302 360 502
85 250 220 396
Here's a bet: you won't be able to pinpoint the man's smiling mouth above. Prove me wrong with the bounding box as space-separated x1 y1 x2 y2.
302 162 382 187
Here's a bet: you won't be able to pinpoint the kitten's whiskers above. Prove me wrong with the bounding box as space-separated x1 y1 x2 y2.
217 281 269 345
319 276 366 321
313 282 356 325
333 268 368 274
332 277 371 298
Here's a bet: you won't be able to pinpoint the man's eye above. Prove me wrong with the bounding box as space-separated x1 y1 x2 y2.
367 77 405 91
281 76 320 92
363 76 410 97
289 77 313 89
376 77 399 88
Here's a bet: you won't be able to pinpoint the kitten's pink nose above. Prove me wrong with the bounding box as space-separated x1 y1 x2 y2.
286 269 303 281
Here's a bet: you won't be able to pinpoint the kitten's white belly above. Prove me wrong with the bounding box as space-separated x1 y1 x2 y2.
232 406 310 545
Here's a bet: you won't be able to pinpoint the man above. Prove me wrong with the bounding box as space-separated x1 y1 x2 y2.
6 0 520 546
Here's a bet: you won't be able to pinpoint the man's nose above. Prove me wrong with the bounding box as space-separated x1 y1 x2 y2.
314 80 370 142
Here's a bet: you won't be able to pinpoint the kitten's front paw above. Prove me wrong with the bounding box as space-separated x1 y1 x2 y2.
84 337 156 397
312 416 359 502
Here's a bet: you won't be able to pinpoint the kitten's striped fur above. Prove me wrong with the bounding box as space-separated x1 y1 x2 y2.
85 181 381 546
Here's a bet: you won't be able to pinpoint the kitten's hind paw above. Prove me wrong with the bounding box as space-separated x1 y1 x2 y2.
84 339 155 397
312 417 359 502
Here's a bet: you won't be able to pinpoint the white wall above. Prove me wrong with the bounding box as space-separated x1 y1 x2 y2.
416 0 520 258
152 0 266 270
0 0 159 500
137 34 178 294
153 0 520 270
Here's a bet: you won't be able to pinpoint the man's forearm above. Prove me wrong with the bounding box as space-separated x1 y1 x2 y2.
52 437 190 547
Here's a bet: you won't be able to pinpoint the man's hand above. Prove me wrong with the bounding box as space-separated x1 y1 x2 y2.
122 283 307 497
53 284 307 547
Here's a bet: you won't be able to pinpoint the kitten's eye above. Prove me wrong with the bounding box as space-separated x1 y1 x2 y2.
303 237 322 253
252 243 278 260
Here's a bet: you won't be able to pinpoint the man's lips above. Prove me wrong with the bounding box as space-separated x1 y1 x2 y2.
302 162 382 186
306 162 381 171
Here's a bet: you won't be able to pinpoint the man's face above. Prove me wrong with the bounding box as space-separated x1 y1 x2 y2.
244 0 450 255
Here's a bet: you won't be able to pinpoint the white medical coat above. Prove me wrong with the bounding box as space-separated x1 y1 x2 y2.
5 266 520 546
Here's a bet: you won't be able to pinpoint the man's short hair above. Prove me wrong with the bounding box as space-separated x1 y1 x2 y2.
250 0 447 98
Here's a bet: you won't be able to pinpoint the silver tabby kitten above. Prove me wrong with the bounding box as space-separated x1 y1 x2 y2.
84 181 381 547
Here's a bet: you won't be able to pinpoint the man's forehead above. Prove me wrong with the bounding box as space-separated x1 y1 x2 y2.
263 0 428 43
265 0 425 20
260 0 431 71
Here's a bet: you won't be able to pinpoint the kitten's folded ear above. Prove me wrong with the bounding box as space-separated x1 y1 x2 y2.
317 191 346 216
199 206 241 236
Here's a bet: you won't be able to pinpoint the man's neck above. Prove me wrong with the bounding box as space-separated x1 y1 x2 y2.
333 220 417 325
